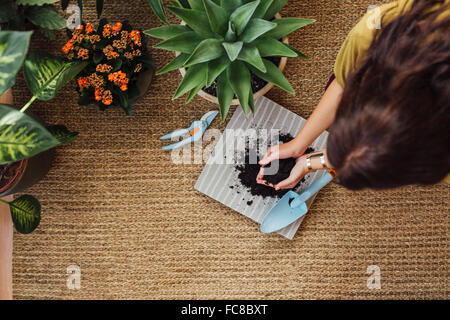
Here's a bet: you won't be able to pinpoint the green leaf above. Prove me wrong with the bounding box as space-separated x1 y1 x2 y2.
184 39 224 67
185 80 205 103
156 53 189 75
227 60 250 114
173 63 208 99
254 38 297 57
221 0 243 13
203 0 228 35
247 58 294 94
111 59 123 72
264 18 316 39
263 0 288 20
284 44 309 59
188 0 204 10
96 0 104 18
206 55 230 86
237 45 266 72
26 5 66 30
229 0 260 35
253 0 273 19
46 125 78 145
148 0 169 24
0 31 32 96
168 7 214 38
23 52 87 101
222 41 243 62
39 28 55 40
239 18 276 43
93 51 103 64
154 32 204 54
248 83 255 112
8 195 41 234
16 0 58 5
0 1 17 23
0 104 60 165
144 25 191 40
225 21 237 42
216 72 233 121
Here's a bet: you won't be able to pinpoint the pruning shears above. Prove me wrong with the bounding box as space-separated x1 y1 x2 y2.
160 110 219 151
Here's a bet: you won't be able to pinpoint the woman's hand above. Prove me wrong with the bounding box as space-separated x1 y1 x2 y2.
257 154 309 190
256 141 306 187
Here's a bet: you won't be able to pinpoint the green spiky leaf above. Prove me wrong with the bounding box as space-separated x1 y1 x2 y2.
144 25 191 40
0 31 32 96
237 45 266 72
206 55 230 86
225 21 237 42
254 38 297 57
157 54 190 75
222 41 243 61
168 7 214 38
221 0 244 13
264 18 316 39
284 44 309 59
188 0 204 11
239 18 276 43
26 5 66 30
203 0 228 35
216 72 234 121
253 0 274 19
263 0 288 20
173 63 208 99
184 39 224 67
23 52 87 101
154 32 204 54
229 0 260 35
96 0 104 18
247 58 294 94
148 0 169 24
9 195 41 234
227 60 251 114
185 80 205 103
0 104 60 165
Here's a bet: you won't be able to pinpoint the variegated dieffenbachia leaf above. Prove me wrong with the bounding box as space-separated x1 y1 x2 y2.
23 52 87 101
0 104 60 165
0 31 32 96
9 195 41 234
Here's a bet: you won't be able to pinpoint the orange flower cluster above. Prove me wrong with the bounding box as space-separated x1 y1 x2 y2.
62 39 74 54
78 77 89 89
103 45 120 60
77 48 89 60
108 71 129 91
85 23 94 34
129 30 141 46
94 88 113 105
96 64 113 73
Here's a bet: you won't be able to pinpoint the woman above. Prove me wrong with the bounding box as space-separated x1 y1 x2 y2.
257 0 450 190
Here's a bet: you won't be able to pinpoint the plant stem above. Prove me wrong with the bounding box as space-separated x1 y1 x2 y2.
20 96 37 113
0 199 10 205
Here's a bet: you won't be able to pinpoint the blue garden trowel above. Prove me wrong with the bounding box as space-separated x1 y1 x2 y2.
260 169 337 234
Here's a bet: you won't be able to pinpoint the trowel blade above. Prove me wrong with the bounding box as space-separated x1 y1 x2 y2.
260 191 308 234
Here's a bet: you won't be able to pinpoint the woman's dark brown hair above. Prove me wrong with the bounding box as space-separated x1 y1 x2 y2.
327 0 450 190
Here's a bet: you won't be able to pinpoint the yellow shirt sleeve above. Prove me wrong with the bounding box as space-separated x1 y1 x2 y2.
334 1 407 87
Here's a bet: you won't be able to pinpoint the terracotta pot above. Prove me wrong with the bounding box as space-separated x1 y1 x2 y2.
0 89 55 197
177 13 288 106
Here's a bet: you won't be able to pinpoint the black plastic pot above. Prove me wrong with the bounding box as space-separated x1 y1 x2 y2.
0 108 55 197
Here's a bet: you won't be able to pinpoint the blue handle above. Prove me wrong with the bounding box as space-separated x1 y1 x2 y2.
290 172 333 208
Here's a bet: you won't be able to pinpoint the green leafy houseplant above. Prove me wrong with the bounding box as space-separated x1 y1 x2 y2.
145 0 314 120
62 20 155 115
0 0 66 40
0 30 86 234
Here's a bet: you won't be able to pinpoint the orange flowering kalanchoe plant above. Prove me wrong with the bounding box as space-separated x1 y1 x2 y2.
63 20 154 115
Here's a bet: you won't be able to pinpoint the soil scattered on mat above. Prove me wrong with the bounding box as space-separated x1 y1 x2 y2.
234 133 314 200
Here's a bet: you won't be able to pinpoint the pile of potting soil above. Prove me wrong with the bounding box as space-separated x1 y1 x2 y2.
233 133 314 199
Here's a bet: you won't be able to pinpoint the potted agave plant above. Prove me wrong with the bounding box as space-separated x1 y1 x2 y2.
146 0 314 120
62 20 155 115
0 30 86 234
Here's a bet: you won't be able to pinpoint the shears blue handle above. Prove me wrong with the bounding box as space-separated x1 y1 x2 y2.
160 120 206 151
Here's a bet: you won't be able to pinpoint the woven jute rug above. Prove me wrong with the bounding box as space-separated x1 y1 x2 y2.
12 0 448 299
